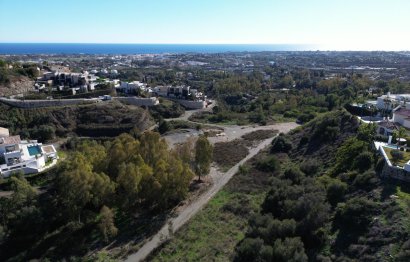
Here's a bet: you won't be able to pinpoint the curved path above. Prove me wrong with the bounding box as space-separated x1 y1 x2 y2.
125 122 297 262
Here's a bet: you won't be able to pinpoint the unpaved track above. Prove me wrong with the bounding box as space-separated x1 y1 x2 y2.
124 123 297 262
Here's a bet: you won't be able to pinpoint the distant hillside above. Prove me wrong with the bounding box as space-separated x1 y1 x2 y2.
0 101 153 141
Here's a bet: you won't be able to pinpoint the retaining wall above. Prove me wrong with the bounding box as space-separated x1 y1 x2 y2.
0 97 96 108
380 163 410 182
167 98 206 109
0 96 159 108
114 97 159 106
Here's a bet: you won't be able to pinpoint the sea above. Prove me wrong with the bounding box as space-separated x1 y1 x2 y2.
0 43 316 55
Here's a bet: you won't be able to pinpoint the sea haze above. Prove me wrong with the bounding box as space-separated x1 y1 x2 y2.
0 43 316 55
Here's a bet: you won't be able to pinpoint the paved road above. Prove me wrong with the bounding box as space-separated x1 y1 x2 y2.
124 123 297 262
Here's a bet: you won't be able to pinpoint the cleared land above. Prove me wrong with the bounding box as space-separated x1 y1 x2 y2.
213 140 250 171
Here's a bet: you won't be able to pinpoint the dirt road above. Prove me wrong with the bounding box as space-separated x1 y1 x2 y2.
124 122 297 262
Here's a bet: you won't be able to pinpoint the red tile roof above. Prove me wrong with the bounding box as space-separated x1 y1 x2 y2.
394 108 410 118
0 135 21 145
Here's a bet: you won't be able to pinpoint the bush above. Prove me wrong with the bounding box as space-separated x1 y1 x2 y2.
256 156 280 172
271 135 292 153
326 180 347 206
300 161 320 176
352 170 378 191
158 119 171 134
298 135 309 147
282 167 304 184
391 150 404 164
353 151 373 172
335 197 378 230
234 237 264 262
272 237 308 262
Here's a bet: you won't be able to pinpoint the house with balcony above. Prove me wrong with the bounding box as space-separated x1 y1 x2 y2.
0 128 58 177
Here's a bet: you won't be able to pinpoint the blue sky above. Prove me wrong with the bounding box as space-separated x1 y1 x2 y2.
0 0 409 50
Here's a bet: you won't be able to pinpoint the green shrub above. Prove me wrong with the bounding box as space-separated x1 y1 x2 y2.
335 197 378 230
391 150 404 164
300 161 320 176
353 151 373 172
256 156 280 172
271 135 292 153
326 180 347 206
282 167 304 184
352 170 378 191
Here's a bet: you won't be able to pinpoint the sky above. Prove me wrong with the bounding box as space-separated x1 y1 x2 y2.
0 0 409 50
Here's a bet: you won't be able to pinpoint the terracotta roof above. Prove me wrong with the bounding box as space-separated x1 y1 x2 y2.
378 120 397 130
0 135 21 145
394 108 410 117
41 145 56 154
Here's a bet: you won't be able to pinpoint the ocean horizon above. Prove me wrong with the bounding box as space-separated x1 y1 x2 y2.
0 43 317 55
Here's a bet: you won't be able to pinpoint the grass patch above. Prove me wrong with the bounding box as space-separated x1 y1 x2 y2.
383 147 410 167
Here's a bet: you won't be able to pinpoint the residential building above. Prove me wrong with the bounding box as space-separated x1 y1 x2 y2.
392 104 410 129
376 93 410 110
118 81 147 93
377 120 397 136
36 67 98 92
0 128 58 177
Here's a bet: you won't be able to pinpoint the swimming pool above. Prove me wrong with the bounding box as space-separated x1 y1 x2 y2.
27 145 41 156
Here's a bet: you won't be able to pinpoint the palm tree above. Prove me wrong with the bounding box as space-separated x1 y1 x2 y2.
395 127 407 149
383 98 392 119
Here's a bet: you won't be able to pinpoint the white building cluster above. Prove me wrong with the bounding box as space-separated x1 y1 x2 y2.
35 65 99 94
0 127 58 177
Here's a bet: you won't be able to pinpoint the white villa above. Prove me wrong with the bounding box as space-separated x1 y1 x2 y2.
376 93 410 110
153 85 204 100
0 128 58 177
118 81 149 94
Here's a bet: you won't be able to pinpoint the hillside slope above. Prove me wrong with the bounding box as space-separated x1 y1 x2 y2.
235 110 410 261
0 101 153 140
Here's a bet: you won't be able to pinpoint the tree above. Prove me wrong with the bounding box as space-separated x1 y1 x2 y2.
98 206 118 242
194 135 213 181
395 127 407 149
173 137 195 168
357 123 376 143
271 135 292 153
335 197 378 230
56 153 115 222
391 150 404 165
272 237 308 262
116 162 152 212
326 179 347 206
158 118 171 134
353 151 373 172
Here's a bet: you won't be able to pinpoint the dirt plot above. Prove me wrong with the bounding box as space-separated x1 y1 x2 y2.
241 129 278 141
213 139 250 171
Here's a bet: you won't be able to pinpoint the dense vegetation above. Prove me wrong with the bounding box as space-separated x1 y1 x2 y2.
234 110 410 261
0 132 198 260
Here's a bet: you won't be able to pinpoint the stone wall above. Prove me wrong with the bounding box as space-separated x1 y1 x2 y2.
377 144 410 182
0 97 96 108
380 163 410 182
0 96 159 108
167 98 206 109
114 97 159 107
